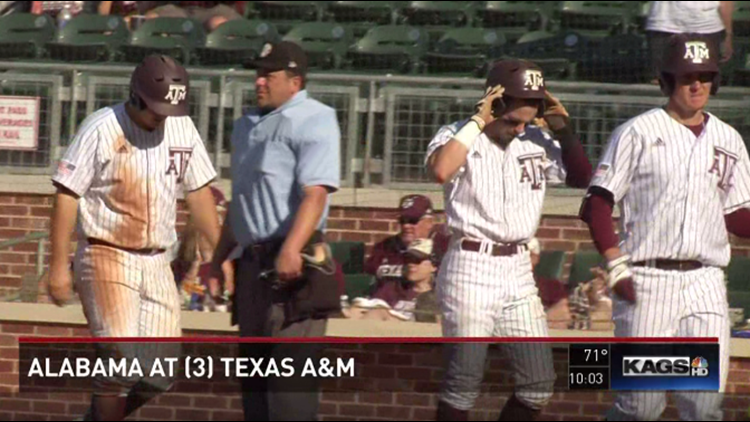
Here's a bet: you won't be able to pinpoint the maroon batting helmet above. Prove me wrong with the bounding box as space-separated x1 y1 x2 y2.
484 59 546 116
130 55 190 117
660 33 720 95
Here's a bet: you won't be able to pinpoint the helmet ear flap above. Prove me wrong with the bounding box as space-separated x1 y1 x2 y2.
129 90 146 111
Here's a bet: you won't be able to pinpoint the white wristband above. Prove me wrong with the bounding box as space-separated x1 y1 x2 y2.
454 118 482 150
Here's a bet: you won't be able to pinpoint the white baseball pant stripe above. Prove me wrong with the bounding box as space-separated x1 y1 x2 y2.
607 266 729 421
437 242 556 410
74 243 181 395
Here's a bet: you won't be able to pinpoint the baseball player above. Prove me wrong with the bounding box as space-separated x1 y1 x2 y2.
426 59 593 420
580 33 750 420
47 55 220 421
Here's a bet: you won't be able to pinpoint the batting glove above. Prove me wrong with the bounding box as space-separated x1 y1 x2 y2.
606 255 637 304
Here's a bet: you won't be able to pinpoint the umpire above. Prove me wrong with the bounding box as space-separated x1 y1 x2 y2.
209 41 341 421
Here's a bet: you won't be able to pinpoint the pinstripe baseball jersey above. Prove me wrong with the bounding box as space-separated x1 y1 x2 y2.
590 108 750 266
426 122 567 243
53 103 217 250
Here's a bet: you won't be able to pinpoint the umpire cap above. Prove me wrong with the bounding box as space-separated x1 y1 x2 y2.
660 33 720 95
130 55 190 117
485 59 546 116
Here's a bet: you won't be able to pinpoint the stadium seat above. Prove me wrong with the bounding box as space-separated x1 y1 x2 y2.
567 252 602 291
558 1 639 38
506 30 584 79
728 256 750 291
347 25 429 73
344 273 375 299
250 1 328 34
424 27 506 75
535 250 567 280
577 33 648 83
478 2 550 42
46 15 128 62
400 1 475 27
330 241 366 274
194 19 280 67
119 17 206 64
734 1 750 41
0 13 55 60
283 22 353 70
327 1 403 36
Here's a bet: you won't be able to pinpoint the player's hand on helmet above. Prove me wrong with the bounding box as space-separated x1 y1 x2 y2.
276 246 303 283
542 91 569 132
474 84 505 125
48 262 73 307
606 255 636 304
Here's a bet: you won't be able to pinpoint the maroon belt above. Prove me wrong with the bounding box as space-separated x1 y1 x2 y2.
632 259 703 271
460 239 527 257
87 238 166 255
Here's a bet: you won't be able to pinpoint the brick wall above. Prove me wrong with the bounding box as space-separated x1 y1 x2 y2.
1 321 750 421
2 192 750 296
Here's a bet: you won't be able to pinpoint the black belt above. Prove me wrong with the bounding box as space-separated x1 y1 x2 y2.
242 231 326 260
87 238 166 255
632 260 704 271
460 239 527 257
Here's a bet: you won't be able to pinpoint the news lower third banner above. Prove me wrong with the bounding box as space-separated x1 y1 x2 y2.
15 338 719 394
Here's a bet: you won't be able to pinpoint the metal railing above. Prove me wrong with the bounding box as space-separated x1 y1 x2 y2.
0 231 49 302
2 61 750 187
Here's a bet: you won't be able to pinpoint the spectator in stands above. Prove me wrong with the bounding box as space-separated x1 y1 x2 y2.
529 239 613 331
138 1 243 32
344 238 440 323
364 194 447 290
646 1 735 81
172 186 234 312
29 1 98 18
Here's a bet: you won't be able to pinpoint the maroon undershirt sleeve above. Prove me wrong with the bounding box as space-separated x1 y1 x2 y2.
580 187 620 255
554 125 593 188
726 208 750 238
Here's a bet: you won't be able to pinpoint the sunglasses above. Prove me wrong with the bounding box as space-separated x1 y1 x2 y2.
400 216 422 225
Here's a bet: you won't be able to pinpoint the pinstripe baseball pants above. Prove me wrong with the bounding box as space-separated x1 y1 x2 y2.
74 243 182 395
437 242 556 410
607 266 730 421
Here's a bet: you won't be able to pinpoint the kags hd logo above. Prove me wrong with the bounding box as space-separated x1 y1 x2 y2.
623 356 709 377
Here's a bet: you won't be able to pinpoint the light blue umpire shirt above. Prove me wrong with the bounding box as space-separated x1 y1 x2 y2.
229 90 341 246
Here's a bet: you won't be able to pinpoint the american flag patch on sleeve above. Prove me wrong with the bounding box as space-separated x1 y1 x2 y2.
594 163 610 178
57 160 76 176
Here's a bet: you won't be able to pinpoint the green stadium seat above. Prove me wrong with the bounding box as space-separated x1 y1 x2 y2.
194 19 280 67
728 256 750 291
507 31 584 79
734 1 750 40
119 17 206 64
558 1 639 38
535 250 566 280
250 1 328 34
283 22 353 70
478 2 551 42
330 241 366 274
425 27 506 75
400 1 475 27
347 25 429 73
577 33 648 83
567 252 602 291
327 1 404 37
0 13 55 60
344 273 375 299
46 15 128 62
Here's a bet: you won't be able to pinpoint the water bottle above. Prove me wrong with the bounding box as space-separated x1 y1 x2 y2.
56 6 73 29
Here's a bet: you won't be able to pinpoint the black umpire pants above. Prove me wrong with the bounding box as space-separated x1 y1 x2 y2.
234 243 327 422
